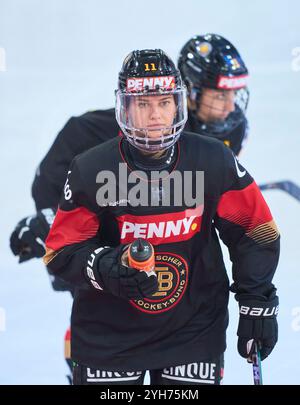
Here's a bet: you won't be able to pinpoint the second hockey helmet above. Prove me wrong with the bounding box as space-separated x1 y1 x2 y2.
178 34 249 137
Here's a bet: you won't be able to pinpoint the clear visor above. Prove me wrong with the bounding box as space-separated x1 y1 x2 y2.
199 87 249 120
235 87 249 114
115 88 187 151
194 87 249 138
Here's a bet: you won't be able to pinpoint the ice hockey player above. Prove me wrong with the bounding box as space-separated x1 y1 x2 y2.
43 49 280 385
10 34 250 380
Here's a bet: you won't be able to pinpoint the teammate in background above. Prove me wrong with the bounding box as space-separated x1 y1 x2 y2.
10 34 250 378
178 34 249 155
44 49 279 385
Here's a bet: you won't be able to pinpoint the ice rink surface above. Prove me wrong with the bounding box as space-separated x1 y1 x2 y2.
0 0 299 385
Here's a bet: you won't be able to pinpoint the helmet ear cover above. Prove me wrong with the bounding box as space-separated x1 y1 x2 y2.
189 87 200 103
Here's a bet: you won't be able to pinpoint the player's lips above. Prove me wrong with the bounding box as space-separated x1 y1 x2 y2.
147 124 164 128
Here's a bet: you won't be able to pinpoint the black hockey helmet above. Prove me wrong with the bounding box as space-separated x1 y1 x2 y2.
178 34 248 95
118 49 183 91
116 49 187 151
178 34 249 138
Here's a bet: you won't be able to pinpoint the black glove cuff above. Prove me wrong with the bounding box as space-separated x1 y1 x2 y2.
85 246 111 291
85 245 127 290
238 295 279 319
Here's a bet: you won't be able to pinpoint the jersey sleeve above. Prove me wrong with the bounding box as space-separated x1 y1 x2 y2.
43 158 101 288
31 114 106 210
214 145 280 298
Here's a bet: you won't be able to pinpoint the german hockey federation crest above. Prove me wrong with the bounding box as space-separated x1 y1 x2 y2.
130 252 188 314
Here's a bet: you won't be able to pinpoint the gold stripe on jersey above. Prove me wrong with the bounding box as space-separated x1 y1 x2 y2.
246 220 279 245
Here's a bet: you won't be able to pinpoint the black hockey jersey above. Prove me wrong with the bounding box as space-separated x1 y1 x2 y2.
44 133 279 371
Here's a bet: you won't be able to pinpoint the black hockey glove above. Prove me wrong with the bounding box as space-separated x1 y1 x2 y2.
236 289 279 361
85 245 158 300
10 208 55 263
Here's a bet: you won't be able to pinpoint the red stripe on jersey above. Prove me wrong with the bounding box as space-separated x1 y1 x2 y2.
46 207 99 251
217 181 273 232
117 205 203 245
65 328 71 341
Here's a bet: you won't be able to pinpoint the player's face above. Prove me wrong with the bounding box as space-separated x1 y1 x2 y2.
197 88 235 123
128 95 177 138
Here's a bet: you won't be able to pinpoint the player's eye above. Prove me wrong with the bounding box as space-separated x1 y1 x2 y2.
160 100 171 107
215 93 226 100
138 102 148 108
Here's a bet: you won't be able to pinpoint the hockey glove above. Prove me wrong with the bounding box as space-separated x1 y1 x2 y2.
10 208 55 263
85 245 158 300
236 289 279 361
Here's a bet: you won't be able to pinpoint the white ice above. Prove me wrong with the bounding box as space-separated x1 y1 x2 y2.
0 0 299 385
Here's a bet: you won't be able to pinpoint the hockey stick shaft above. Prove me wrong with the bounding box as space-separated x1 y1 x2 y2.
251 342 263 385
259 180 300 202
